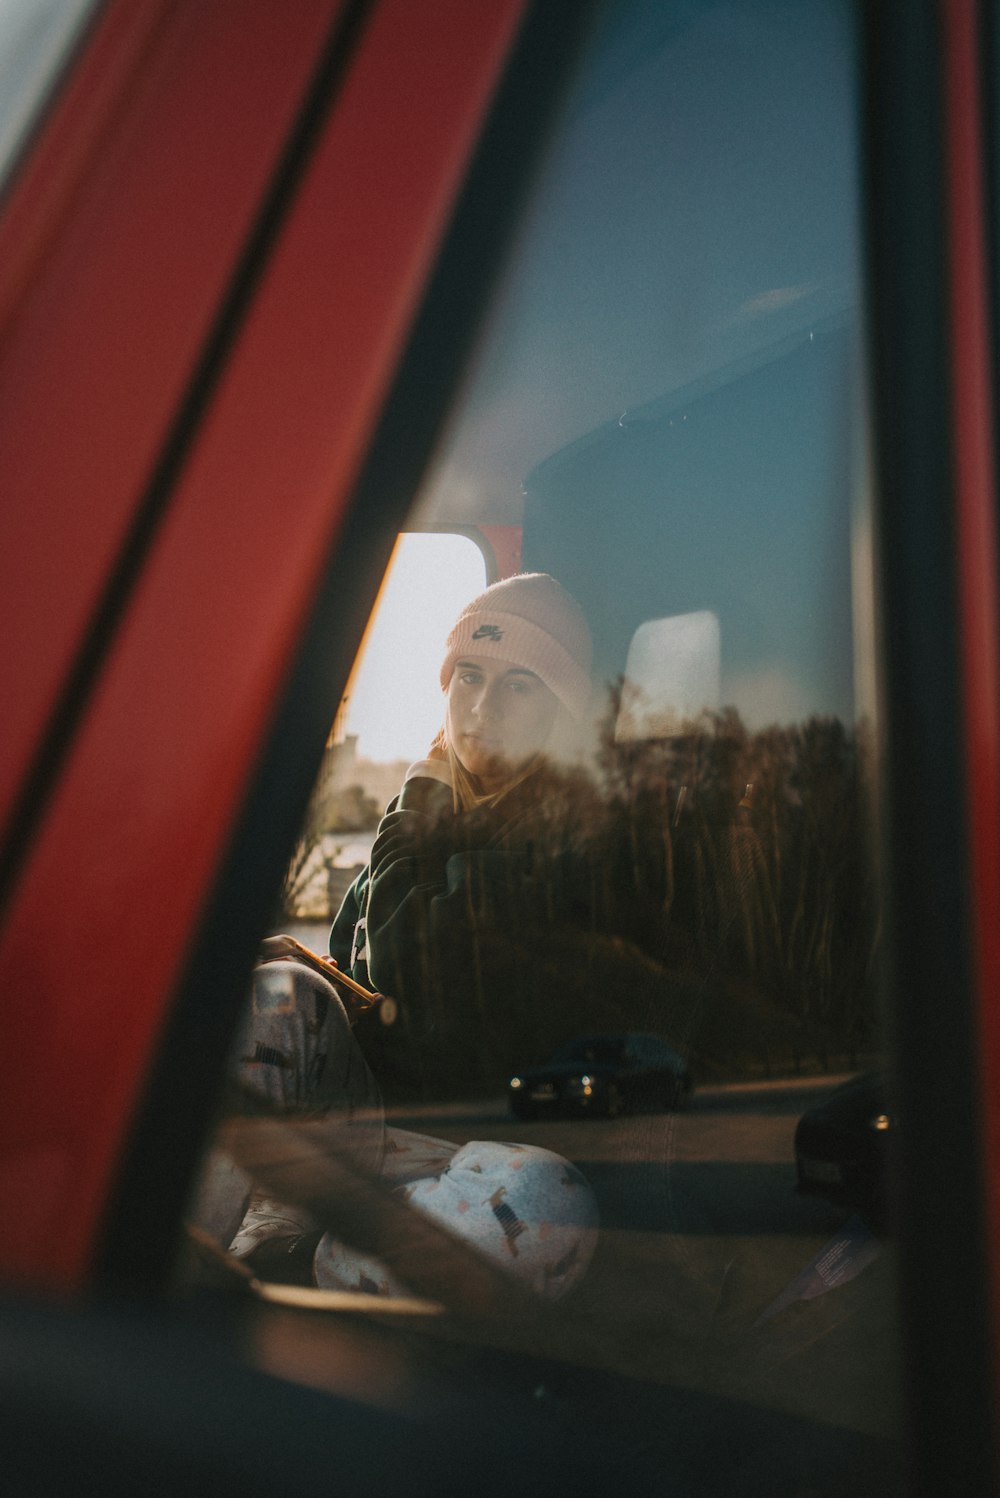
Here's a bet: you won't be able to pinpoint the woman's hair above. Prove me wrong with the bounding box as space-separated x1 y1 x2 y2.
445 737 542 812
421 725 540 811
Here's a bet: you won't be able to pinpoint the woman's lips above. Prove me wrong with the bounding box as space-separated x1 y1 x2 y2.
464 731 502 753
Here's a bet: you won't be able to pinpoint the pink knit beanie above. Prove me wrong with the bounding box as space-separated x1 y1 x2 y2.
440 573 593 722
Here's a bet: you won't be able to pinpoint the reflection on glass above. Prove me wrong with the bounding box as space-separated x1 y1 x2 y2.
186 1 901 1489
615 611 721 741
0 0 96 185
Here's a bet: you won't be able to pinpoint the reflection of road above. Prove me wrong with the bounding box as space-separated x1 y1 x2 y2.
388 1073 857 1243
386 1076 903 1450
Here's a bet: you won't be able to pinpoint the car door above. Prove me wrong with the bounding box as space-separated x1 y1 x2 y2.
1 3 1000 1497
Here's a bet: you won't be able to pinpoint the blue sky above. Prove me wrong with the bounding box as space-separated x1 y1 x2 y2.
356 0 871 759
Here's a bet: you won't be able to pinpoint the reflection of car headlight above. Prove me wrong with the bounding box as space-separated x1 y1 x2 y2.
510 1077 523 1090
869 1113 892 1131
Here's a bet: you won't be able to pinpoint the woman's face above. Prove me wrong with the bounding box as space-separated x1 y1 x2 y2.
446 655 559 792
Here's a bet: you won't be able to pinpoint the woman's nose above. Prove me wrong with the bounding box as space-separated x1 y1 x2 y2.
473 683 501 720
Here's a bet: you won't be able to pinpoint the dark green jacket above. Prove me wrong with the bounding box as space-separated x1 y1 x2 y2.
331 770 591 993
329 766 648 1094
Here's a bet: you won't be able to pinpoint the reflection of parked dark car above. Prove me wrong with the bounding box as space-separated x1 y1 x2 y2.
509 1034 691 1120
794 1072 895 1227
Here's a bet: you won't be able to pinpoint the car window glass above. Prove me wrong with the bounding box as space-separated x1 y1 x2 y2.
187 2 901 1488
278 531 486 928
338 532 488 764
0 0 98 187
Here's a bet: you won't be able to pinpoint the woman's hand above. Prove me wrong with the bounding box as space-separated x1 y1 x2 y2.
404 759 453 787
258 933 321 965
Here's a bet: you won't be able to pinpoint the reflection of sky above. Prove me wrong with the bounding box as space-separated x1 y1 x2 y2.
412 0 867 733
523 316 862 728
0 0 96 184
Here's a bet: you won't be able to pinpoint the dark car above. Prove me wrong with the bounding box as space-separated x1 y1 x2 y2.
794 1071 896 1228
509 1033 692 1120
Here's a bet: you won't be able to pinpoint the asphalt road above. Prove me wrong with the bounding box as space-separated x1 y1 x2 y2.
385 1075 904 1449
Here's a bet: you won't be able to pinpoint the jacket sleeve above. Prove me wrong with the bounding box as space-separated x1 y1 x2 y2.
327 867 365 973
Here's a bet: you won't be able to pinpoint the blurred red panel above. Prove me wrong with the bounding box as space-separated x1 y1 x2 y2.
0 0 527 1289
0 0 346 836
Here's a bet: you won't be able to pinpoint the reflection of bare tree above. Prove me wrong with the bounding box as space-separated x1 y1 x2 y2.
281 780 381 920
593 693 881 1077
350 696 881 1100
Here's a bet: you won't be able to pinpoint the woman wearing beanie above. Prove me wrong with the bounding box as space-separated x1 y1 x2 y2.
410 570 593 809
195 575 603 1307
333 571 597 1074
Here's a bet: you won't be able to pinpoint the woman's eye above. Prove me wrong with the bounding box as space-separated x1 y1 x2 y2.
459 671 482 685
